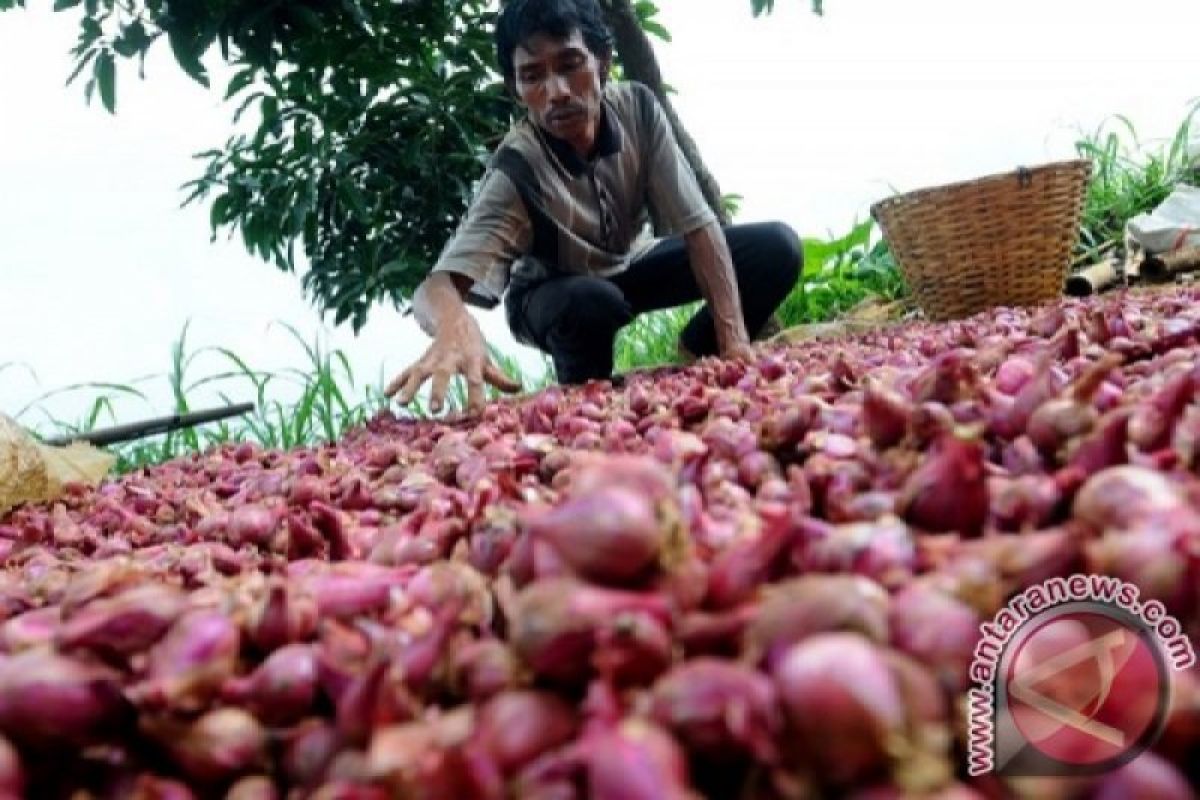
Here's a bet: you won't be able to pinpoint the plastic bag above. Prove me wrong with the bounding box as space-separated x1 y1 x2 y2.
1127 184 1200 253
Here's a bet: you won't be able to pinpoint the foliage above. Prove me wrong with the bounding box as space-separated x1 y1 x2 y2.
632 0 671 41
6 0 512 332
615 303 699 373
775 218 906 327
183 1 511 332
21 324 385 473
1073 100 1200 265
17 321 548 474
752 0 824 16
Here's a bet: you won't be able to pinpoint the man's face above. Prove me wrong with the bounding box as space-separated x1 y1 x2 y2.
512 29 609 158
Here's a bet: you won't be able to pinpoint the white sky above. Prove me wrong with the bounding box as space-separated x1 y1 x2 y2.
2 0 1198 429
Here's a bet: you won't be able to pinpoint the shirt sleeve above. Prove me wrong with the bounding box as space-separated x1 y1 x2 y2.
634 83 719 237
430 167 533 309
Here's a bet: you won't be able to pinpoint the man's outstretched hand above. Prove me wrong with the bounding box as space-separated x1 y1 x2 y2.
384 314 522 417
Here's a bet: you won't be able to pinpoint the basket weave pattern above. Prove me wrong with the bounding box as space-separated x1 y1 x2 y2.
870 159 1093 321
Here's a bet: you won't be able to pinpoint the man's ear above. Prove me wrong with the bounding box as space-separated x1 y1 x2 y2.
598 56 612 86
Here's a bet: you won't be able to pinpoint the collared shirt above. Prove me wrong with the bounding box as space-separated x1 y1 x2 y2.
430 80 716 311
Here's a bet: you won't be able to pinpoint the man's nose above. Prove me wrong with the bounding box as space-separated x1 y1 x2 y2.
546 72 570 102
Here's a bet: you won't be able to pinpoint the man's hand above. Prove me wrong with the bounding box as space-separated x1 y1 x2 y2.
680 331 755 366
385 312 522 417
719 337 756 363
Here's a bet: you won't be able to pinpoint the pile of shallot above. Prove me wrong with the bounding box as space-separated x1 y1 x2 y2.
2 287 1200 799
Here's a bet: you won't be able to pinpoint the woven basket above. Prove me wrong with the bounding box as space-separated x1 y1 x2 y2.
870 159 1093 321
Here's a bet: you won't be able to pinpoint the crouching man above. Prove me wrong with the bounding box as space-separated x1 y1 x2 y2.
387 0 801 414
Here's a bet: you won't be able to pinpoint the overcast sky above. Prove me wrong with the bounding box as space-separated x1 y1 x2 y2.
2 0 1198 429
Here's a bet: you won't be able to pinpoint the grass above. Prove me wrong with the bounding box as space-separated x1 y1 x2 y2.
615 303 699 373
200 321 383 452
12 321 556 475
776 218 907 328
11 327 434 473
1073 100 1200 265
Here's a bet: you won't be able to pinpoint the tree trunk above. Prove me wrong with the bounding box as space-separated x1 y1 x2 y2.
599 0 732 229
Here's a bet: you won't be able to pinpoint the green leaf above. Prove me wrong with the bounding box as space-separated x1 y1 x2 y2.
291 5 323 32
338 181 370 217
52 0 81 9
73 17 103 56
166 27 210 88
844 218 874 250
210 193 235 229
224 68 256 101
113 20 151 58
340 0 371 30
65 48 97 86
260 95 279 128
95 51 116 113
231 90 265 124
640 20 671 42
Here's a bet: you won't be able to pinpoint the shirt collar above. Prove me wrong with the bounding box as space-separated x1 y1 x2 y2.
535 100 621 178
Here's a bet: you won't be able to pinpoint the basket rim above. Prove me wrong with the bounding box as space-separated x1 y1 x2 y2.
869 158 1093 219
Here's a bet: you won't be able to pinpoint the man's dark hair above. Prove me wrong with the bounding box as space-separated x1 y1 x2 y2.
495 0 615 85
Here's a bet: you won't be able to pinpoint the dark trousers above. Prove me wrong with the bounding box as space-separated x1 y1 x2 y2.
504 221 802 385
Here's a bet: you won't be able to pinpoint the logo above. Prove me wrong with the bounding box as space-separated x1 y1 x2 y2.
966 575 1196 777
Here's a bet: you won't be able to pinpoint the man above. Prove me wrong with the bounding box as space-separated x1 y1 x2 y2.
386 0 801 415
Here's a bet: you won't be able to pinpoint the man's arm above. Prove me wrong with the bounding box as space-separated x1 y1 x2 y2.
684 220 753 358
629 84 754 359
412 272 475 338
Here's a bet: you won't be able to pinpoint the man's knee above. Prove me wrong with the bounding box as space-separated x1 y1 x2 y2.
730 221 802 293
759 220 803 289
550 277 633 341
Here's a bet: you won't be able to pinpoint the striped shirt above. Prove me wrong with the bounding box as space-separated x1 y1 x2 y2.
430 80 716 313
